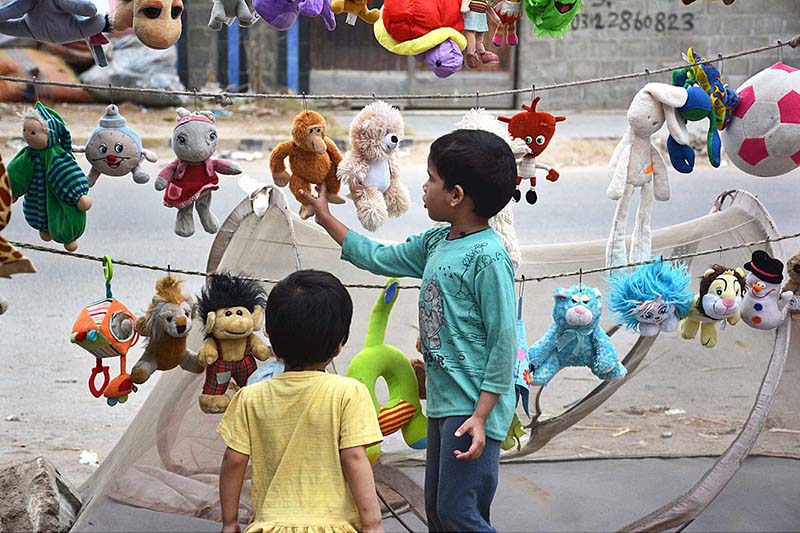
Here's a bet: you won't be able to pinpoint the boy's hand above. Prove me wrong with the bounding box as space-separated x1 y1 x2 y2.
453 415 486 460
298 184 332 224
221 522 241 533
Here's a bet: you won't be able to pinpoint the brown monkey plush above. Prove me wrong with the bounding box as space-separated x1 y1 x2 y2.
113 0 184 50
269 110 346 219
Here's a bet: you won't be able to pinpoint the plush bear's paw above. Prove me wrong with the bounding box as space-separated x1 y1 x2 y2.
131 366 150 385
199 394 230 414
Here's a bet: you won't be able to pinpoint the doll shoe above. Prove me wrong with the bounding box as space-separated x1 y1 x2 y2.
506 34 519 46
479 51 500 64
465 51 481 69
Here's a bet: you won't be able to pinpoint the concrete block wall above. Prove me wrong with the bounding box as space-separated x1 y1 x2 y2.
184 4 219 91
517 0 800 111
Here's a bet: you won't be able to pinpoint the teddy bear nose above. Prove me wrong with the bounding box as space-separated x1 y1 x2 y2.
574 306 586 314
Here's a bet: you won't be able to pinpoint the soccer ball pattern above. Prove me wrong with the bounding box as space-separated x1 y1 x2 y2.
722 62 800 177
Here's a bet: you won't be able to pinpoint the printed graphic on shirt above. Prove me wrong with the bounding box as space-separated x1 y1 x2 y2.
420 277 444 351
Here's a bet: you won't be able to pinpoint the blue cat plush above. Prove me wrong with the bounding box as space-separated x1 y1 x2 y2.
528 285 626 386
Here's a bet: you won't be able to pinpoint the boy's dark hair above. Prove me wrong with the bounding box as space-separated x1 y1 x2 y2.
428 129 517 218
265 270 353 367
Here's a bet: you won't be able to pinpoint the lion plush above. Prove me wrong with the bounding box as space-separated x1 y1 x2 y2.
113 0 184 50
269 110 346 220
196 272 271 414
680 264 745 348
338 101 410 232
131 276 201 385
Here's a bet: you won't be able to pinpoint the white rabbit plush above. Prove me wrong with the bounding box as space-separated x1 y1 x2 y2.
605 83 690 268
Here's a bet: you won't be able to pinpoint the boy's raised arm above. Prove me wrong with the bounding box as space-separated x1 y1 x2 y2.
302 184 428 279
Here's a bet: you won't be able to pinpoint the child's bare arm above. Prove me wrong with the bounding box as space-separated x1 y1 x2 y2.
220 447 249 533
340 446 383 533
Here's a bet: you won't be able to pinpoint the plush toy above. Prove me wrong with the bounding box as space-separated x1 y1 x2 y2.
0 294 7 315
0 153 35 279
722 63 800 178
785 251 800 313
209 0 257 30
338 101 409 232
453 107 527 267
113 0 184 50
460 0 500 68
667 50 725 174
491 0 523 47
73 105 157 188
524 0 583 38
8 102 92 252
0 0 110 65
330 0 379 25
739 251 793 330
606 260 694 337
254 0 335 31
71 258 139 406
527 285 626 387
373 0 467 78
346 279 427 463
605 83 690 268
680 264 745 348
131 276 202 385
499 97 565 205
196 272 270 414
156 108 241 238
269 110 345 220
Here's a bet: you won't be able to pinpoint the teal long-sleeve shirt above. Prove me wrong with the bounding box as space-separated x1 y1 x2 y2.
342 226 517 442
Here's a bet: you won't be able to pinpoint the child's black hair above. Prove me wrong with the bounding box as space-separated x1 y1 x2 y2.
197 272 267 325
265 270 353 367
428 129 517 218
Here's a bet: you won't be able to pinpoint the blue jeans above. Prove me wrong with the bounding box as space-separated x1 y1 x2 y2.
424 416 501 532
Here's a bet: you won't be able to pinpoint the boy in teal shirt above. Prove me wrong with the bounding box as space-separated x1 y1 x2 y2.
301 129 517 531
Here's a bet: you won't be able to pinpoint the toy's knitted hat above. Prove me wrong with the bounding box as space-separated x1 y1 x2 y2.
91 105 143 152
34 102 72 153
744 250 784 284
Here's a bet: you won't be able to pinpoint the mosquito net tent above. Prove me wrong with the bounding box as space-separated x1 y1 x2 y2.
72 187 799 532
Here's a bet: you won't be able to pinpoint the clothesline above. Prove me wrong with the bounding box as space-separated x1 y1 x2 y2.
0 35 797 103
10 230 800 290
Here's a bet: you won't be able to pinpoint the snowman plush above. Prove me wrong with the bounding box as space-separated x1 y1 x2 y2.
740 250 793 330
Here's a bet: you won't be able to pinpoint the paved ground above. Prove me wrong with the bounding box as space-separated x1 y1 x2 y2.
0 108 798 488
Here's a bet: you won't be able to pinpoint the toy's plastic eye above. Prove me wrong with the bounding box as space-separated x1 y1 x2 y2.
177 135 186 145
171 5 183 18
225 310 232 317
166 316 172 322
143 7 162 18
99 145 108 154
716 288 723 296
658 305 668 315
536 135 546 145
236 310 243 316
114 143 123 154
644 312 653 320
208 132 217 142
524 136 533 144
581 295 590 303
571 294 580 302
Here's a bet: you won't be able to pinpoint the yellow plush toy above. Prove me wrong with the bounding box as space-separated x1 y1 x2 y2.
330 0 379 25
680 265 745 348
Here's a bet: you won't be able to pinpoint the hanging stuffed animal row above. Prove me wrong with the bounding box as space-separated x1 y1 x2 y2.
8 102 92 252
606 260 694 337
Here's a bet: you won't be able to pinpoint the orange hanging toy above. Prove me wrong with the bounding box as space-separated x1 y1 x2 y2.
70 257 139 406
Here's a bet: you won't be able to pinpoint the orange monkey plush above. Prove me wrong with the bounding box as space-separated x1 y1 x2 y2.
269 110 346 219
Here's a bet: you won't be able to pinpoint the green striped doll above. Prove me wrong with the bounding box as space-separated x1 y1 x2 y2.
8 102 92 251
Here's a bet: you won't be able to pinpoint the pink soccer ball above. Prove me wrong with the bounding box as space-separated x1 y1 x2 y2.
722 63 800 177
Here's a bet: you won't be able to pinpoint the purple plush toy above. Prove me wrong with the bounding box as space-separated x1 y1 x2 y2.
253 0 335 30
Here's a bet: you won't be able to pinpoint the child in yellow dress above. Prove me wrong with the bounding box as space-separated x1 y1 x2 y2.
217 270 385 533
